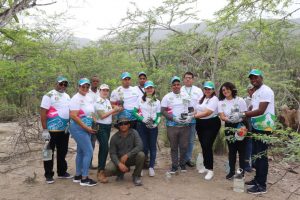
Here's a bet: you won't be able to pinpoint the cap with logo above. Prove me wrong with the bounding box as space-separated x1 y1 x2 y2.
203 81 215 89
56 75 68 83
78 78 91 86
120 72 132 79
248 69 263 78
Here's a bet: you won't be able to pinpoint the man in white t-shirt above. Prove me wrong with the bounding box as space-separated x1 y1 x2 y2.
134 72 147 98
86 75 100 170
161 76 194 174
110 72 139 130
40 76 73 184
180 72 203 167
235 69 275 194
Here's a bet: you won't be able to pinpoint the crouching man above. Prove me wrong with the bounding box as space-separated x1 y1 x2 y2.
105 117 145 186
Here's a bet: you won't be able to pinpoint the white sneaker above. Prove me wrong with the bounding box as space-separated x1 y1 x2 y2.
198 167 208 174
140 170 144 177
149 168 155 177
204 170 214 180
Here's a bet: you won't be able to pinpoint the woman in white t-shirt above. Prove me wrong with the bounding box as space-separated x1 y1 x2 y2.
94 84 122 183
194 81 221 180
133 81 161 177
69 78 97 187
218 82 248 180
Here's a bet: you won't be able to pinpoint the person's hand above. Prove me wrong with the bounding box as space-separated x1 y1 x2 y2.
86 127 96 134
173 116 186 124
142 117 150 124
118 162 129 173
228 112 243 123
184 115 193 123
120 154 128 164
42 129 51 140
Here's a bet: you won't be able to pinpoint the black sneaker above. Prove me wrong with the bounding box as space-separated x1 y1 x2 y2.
186 160 195 167
180 165 187 173
245 179 257 187
73 175 82 183
58 172 74 179
46 177 54 184
80 177 97 187
247 185 267 194
169 166 178 174
132 176 143 186
116 173 124 181
226 172 235 180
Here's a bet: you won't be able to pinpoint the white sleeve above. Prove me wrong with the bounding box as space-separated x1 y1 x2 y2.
69 96 80 111
156 100 161 113
260 89 273 103
40 95 51 109
110 89 119 102
161 95 168 108
206 97 219 112
239 97 248 112
218 101 224 113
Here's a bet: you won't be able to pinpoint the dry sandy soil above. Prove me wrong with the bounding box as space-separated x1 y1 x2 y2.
0 122 299 200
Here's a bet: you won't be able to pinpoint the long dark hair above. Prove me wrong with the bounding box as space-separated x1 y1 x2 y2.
219 82 237 101
142 90 157 102
199 90 216 104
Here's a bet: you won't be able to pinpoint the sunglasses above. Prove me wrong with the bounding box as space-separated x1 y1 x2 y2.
59 82 68 87
118 121 130 126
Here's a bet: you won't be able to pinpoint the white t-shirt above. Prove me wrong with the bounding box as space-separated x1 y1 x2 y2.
70 93 95 127
86 88 100 104
134 85 145 99
40 89 70 131
218 97 247 117
195 96 219 119
110 86 139 110
251 84 275 115
161 92 191 126
136 97 161 120
180 85 203 109
95 97 113 124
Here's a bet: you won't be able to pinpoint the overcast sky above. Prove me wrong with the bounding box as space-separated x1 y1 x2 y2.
25 0 300 40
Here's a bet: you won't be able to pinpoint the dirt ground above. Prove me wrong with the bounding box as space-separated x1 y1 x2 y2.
0 122 299 200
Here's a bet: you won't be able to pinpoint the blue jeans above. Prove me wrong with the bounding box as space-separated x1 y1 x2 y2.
69 122 93 177
137 122 158 168
185 124 196 161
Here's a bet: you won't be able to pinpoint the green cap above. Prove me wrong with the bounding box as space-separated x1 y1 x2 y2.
248 69 263 78
144 81 154 88
56 75 68 83
170 76 181 84
203 81 215 89
120 72 131 79
78 78 91 86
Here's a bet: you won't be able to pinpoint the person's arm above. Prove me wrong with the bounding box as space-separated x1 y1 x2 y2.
133 107 144 122
40 108 48 129
109 136 121 166
154 112 161 125
70 110 95 134
161 107 173 121
219 112 229 122
127 130 143 158
194 109 213 119
245 102 269 118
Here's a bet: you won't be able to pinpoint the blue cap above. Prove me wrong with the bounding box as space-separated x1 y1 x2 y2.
203 81 215 89
56 75 68 83
170 76 181 84
138 72 147 77
120 72 131 79
78 78 91 86
144 81 154 88
248 69 263 78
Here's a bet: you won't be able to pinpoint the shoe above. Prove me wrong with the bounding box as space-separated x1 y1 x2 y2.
204 170 214 180
97 170 108 183
169 166 178 174
46 177 54 184
132 176 143 186
244 166 253 173
198 167 208 174
180 165 187 173
226 172 235 180
58 172 74 179
186 160 195 167
80 177 97 187
73 175 82 183
116 174 124 181
245 179 257 187
140 170 144 177
247 185 267 194
149 168 155 177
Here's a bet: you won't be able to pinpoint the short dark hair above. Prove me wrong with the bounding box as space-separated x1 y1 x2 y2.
183 71 194 78
219 82 238 100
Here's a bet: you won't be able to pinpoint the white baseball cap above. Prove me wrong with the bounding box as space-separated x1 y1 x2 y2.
100 84 110 90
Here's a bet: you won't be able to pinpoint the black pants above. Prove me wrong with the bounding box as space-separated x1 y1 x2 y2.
225 122 246 173
252 129 270 188
44 131 70 178
196 117 221 170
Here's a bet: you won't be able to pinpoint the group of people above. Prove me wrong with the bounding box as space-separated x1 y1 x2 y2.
40 69 275 195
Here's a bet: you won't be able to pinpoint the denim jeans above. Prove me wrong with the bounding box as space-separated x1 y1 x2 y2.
185 124 196 162
69 122 93 177
137 122 158 168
